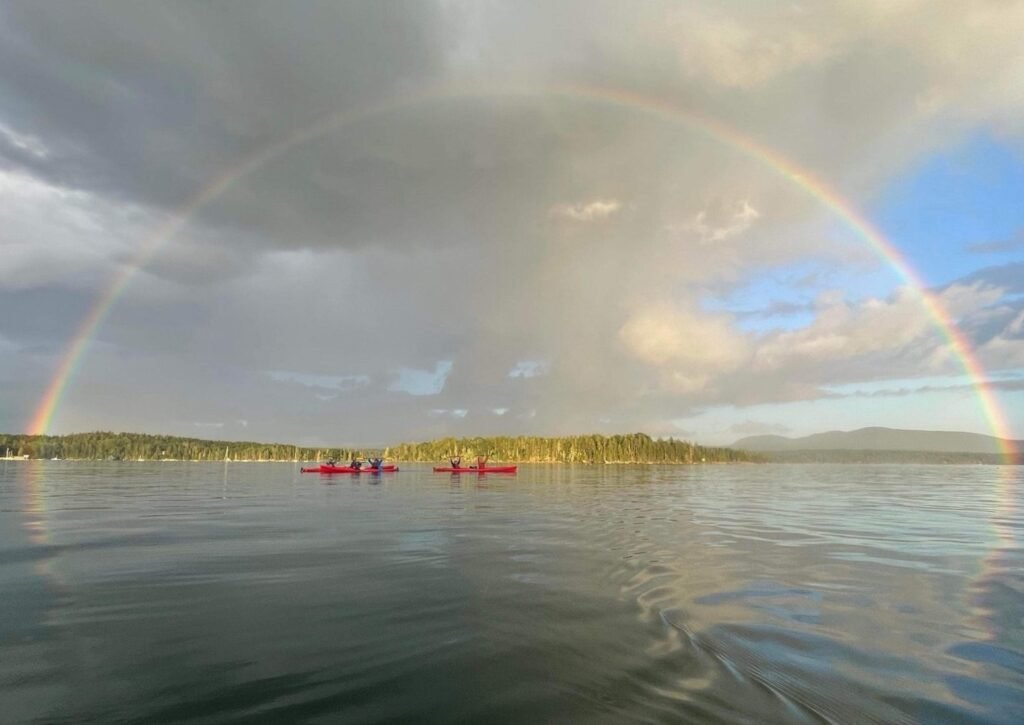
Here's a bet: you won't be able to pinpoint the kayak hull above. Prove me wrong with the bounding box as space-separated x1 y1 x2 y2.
301 465 398 474
432 466 518 473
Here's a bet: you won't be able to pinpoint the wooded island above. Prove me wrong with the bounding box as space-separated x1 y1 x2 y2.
0 432 752 463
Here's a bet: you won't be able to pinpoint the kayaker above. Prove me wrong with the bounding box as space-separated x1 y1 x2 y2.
450 456 461 469
350 457 362 470
368 457 383 470
326 457 337 467
476 455 488 469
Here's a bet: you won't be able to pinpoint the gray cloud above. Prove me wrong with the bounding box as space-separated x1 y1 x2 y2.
958 261 1024 296
967 229 1024 254
826 378 1024 400
0 1 447 205
732 299 817 320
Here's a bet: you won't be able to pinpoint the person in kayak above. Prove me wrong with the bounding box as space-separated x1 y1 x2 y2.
475 455 488 469
349 457 362 470
449 456 462 469
326 457 337 467
368 457 383 470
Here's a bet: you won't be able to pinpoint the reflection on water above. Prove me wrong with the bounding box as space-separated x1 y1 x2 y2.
1 461 1022 723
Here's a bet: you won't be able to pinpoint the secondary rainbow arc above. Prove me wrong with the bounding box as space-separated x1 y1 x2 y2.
25 81 1017 462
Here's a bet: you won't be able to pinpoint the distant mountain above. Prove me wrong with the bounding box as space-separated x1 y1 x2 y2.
734 427 1022 456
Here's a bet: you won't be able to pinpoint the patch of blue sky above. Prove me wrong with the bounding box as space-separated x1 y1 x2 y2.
389 360 452 396
508 360 548 378
819 216 907 298
871 134 1024 287
429 408 467 418
700 260 839 333
700 204 925 333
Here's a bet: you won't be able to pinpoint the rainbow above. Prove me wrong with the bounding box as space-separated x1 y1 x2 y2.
25 81 1018 461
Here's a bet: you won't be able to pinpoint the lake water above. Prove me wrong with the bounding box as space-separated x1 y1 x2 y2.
2 461 1022 723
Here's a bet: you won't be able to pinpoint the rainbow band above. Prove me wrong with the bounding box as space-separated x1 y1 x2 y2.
25 82 1017 459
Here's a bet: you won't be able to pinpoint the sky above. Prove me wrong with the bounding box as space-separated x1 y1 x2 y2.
1 0 1023 447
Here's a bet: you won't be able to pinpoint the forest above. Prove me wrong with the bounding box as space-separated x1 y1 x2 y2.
389 433 754 463
0 432 355 462
0 431 753 464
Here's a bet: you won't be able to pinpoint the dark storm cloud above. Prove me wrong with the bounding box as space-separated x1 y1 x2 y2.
0 287 97 349
0 0 448 208
0 0 690 267
194 101 583 253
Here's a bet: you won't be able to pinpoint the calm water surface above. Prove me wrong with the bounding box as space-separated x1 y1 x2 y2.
1 461 1022 723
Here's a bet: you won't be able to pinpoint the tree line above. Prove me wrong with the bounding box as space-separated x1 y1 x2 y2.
0 432 355 462
0 431 754 463
389 433 754 463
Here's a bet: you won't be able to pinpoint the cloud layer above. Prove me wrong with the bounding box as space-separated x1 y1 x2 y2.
1 1 1022 443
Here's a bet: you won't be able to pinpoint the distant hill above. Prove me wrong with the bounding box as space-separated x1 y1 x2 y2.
734 426 1019 453
734 427 1022 463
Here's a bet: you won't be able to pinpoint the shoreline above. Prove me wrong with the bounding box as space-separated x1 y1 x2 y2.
3 458 1017 466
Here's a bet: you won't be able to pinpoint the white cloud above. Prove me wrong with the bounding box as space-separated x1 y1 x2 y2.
663 6 830 88
0 121 49 159
674 200 760 245
619 304 749 393
429 408 468 418
648 0 1024 129
389 361 453 396
549 199 622 222
0 168 150 290
752 283 1006 374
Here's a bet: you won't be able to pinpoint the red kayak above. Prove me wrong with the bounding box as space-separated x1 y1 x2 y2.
301 465 398 474
432 465 517 473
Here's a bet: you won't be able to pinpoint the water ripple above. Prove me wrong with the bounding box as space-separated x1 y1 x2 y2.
1 461 1021 723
